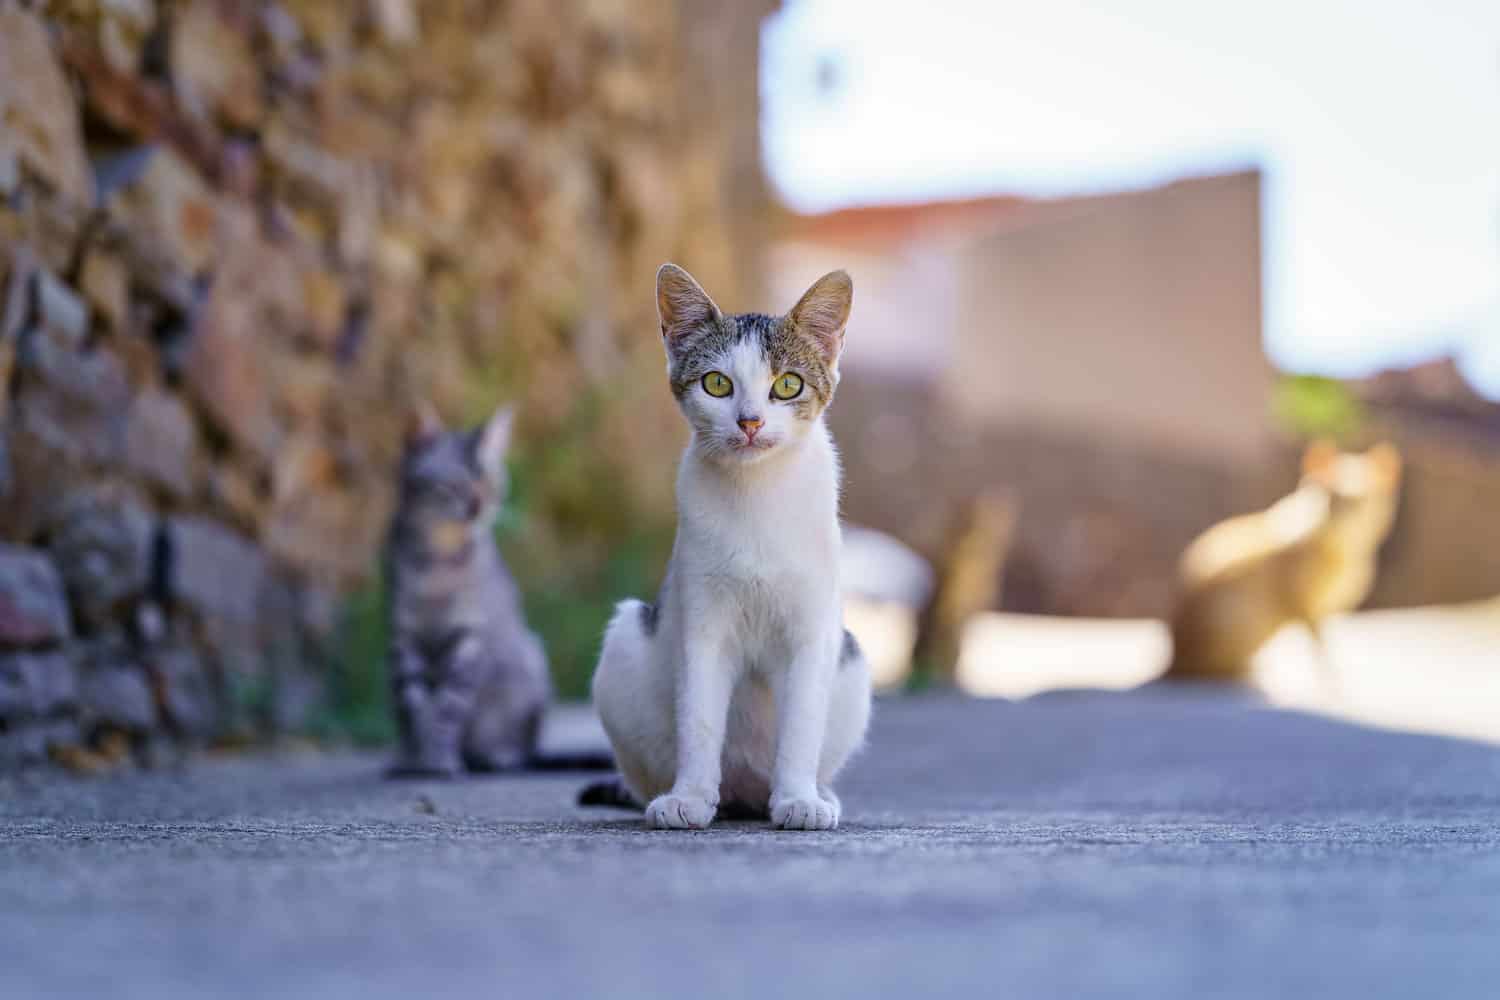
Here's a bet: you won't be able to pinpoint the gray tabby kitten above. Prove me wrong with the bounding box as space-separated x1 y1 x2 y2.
385 403 610 777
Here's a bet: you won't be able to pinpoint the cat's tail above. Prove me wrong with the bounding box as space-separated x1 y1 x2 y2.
577 777 641 811
529 750 616 771
576 780 769 820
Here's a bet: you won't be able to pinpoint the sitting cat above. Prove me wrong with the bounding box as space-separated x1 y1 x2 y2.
585 264 873 830
1164 440 1402 685
386 402 610 777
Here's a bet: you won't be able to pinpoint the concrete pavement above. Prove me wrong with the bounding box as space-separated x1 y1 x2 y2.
3 687 1499 999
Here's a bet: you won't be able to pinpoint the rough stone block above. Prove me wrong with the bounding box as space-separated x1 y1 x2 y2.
112 147 221 278
74 633 157 732
47 485 157 631
22 191 91 275
301 268 346 349
148 641 219 739
126 388 199 498
265 485 375 584
17 323 131 408
370 0 419 45
0 545 71 647
0 422 93 545
171 1 264 131
205 463 268 534
167 516 265 628
35 268 89 345
80 665 158 732
270 360 336 429
0 322 13 414
0 720 55 767
185 264 281 462
0 135 18 198
99 15 142 77
0 7 95 207
78 248 130 334
0 649 77 718
11 327 131 466
1 244 37 344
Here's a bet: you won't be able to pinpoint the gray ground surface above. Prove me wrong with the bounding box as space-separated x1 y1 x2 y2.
3 687 1499 999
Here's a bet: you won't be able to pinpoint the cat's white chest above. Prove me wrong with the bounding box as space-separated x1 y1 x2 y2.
672 426 842 668
680 434 838 577
713 492 829 577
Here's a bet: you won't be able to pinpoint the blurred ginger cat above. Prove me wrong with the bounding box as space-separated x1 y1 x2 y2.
1165 441 1402 684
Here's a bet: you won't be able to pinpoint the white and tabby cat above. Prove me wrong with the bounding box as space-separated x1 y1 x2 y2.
588 264 872 830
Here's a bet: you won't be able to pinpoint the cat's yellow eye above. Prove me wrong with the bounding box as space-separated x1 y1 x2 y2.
702 371 733 397
771 372 804 400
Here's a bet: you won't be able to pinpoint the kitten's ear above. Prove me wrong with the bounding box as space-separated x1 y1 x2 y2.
475 405 515 482
657 263 722 345
788 270 853 363
1368 442 1402 487
1301 438 1339 481
405 399 444 448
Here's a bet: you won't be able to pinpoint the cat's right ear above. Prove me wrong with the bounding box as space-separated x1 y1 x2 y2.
656 263 721 346
405 399 444 448
475 405 515 484
788 269 853 364
1301 438 1339 480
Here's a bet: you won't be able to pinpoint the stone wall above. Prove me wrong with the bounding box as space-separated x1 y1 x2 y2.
0 0 771 771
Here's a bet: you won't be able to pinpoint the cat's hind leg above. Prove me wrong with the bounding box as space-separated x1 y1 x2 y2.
387 638 464 778
591 600 675 806
461 699 539 772
460 631 548 772
818 629 873 799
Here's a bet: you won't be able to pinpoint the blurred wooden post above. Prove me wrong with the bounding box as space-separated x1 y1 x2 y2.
914 490 1017 686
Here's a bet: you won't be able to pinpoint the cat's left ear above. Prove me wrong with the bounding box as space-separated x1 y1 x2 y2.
474 405 515 483
657 263 722 346
406 398 444 448
788 270 853 363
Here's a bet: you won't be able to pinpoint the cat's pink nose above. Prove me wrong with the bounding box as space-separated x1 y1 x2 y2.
738 417 763 441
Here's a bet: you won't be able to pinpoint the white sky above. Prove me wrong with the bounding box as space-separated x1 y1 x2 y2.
762 0 1500 396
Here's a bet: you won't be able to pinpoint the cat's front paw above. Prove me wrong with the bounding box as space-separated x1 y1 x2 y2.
771 793 839 831
645 793 716 830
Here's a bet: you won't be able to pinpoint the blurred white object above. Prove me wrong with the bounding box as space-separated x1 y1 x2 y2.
957 602 1500 747
1257 599 1500 745
841 525 934 606
840 525 935 690
957 613 1170 699
843 596 919 691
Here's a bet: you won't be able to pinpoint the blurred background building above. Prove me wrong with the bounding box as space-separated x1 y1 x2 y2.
780 170 1278 618
1353 357 1500 607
